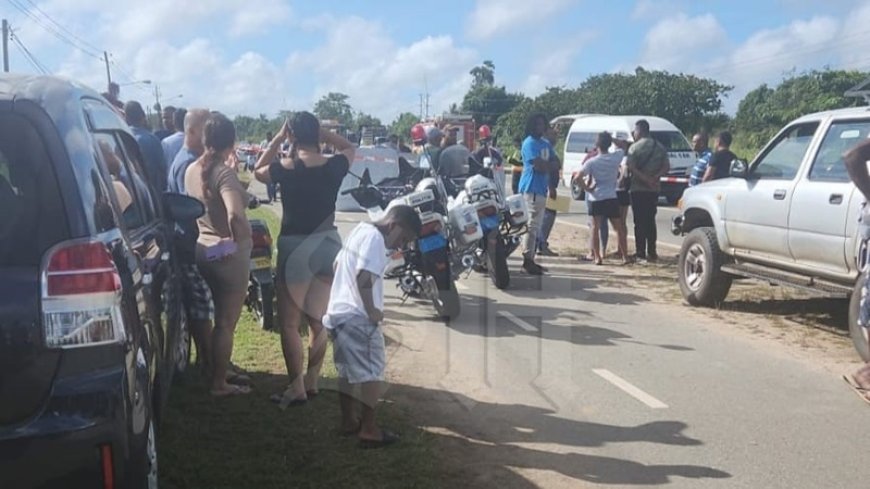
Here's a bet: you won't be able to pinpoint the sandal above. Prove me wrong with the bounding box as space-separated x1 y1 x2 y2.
842 374 870 406
359 430 400 449
269 388 308 408
211 384 251 397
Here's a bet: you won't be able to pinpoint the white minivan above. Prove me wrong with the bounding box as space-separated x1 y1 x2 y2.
553 114 696 204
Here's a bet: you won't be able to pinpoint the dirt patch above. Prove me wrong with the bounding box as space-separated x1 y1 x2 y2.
545 221 862 374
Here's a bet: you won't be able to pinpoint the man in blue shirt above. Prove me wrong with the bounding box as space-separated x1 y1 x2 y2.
167 109 209 193
124 101 167 192
519 113 555 275
162 108 187 165
688 133 712 187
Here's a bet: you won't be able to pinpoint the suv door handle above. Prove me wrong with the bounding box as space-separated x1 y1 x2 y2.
773 189 787 200
830 193 844 205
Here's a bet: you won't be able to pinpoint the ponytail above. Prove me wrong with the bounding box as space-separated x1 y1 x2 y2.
201 149 221 201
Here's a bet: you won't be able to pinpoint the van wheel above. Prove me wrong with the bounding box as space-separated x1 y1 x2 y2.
849 273 870 362
678 227 732 307
144 418 159 489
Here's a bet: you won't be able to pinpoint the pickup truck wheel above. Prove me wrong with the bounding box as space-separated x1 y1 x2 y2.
848 272 870 362
678 227 732 307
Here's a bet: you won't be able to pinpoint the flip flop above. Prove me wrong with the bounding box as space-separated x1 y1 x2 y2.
226 371 252 384
269 391 308 408
211 384 251 398
842 374 870 406
359 430 400 449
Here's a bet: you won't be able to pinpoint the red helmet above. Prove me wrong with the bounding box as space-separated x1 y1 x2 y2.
410 123 426 143
478 125 492 140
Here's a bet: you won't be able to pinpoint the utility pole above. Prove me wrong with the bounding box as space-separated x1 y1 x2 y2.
103 51 111 88
425 93 430 120
419 94 424 121
153 84 163 130
2 20 9 73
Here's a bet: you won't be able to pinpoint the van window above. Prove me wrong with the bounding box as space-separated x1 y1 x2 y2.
0 112 68 266
650 131 691 152
565 132 597 154
809 120 870 183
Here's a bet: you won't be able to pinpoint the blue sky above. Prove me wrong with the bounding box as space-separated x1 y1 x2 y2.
4 0 870 122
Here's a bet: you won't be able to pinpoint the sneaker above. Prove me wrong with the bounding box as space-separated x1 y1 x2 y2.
523 258 544 275
539 246 559 257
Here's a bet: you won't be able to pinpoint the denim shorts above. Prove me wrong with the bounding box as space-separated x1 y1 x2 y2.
329 316 385 384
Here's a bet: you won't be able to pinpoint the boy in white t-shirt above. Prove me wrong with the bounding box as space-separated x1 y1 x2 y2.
324 205 421 449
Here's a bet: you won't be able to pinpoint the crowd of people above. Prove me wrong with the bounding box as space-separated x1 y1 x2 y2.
111 82 754 449
115 94 421 448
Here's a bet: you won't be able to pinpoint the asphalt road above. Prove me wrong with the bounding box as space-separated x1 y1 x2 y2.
250 179 870 489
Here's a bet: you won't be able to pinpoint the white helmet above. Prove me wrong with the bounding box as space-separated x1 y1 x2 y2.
465 175 496 197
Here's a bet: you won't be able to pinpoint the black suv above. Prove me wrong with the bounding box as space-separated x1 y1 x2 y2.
0 75 199 488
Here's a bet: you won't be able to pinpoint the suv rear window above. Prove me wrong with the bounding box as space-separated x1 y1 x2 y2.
0 112 68 266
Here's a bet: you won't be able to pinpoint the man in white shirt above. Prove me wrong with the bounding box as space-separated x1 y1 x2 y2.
324 205 421 448
161 108 187 165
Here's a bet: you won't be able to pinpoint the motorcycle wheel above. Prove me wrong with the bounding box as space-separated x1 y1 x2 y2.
487 232 510 290
260 283 275 331
431 268 461 320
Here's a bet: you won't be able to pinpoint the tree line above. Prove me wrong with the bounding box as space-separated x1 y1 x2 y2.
232 60 870 160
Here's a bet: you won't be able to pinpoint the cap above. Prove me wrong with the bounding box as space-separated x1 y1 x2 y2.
425 126 443 141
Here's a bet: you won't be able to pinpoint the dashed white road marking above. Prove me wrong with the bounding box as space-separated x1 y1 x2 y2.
498 311 538 332
592 368 669 409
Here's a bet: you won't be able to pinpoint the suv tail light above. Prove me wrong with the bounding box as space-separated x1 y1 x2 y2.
41 240 126 348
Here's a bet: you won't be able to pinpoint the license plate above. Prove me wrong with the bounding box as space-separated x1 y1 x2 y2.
480 215 500 232
251 257 272 270
419 234 447 253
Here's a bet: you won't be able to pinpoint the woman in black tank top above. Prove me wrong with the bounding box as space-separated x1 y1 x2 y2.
254 112 355 405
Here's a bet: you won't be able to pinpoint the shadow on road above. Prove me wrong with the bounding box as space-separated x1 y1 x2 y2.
386 383 731 487
718 296 849 335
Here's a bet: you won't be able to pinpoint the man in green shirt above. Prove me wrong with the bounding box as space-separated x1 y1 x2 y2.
627 119 669 262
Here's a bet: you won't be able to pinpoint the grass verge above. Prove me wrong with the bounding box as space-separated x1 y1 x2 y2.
158 207 441 489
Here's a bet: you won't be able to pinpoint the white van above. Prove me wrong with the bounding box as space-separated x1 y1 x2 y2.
553 114 695 204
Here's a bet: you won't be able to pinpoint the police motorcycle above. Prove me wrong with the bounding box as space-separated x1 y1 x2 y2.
342 166 461 320
446 129 529 290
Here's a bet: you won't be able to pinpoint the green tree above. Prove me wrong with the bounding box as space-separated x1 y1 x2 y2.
390 112 419 140
313 92 354 126
495 87 581 143
470 60 496 88
352 112 383 134
733 69 870 155
575 68 732 134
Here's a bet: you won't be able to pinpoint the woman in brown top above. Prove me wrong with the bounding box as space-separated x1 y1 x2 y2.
185 112 253 397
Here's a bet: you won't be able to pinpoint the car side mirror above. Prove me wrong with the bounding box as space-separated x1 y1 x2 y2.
163 192 205 222
730 160 748 179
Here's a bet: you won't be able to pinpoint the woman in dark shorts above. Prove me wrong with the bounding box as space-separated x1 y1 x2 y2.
255 112 356 405
579 132 630 265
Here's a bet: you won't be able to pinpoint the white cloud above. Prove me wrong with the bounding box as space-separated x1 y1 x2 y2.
520 33 597 96
288 16 477 121
639 13 729 71
631 0 690 20
467 0 578 41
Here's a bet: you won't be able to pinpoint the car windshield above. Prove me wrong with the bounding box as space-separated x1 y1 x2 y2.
651 131 692 152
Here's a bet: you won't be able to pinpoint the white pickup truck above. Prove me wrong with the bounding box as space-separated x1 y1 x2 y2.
671 106 870 359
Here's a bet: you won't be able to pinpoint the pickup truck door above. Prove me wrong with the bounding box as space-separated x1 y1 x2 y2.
789 119 870 277
724 122 820 263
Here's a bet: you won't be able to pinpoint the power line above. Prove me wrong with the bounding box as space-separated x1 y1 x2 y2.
19 0 103 55
9 29 49 74
6 0 102 60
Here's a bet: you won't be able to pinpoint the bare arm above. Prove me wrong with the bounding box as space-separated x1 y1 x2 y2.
845 139 870 200
219 170 252 245
254 129 288 184
702 163 716 183
320 128 356 164
356 270 383 324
